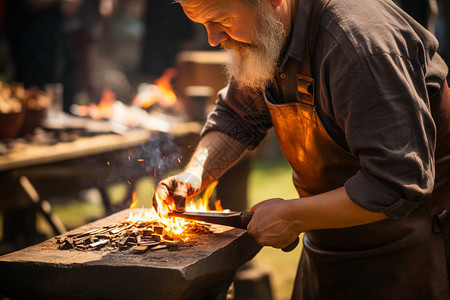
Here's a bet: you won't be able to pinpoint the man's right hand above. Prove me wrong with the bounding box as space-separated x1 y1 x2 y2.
153 172 201 212
153 130 247 212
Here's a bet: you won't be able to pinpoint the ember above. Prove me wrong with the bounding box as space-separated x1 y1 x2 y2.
55 216 211 252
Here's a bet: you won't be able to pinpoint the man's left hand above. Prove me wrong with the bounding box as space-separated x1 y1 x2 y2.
247 198 300 249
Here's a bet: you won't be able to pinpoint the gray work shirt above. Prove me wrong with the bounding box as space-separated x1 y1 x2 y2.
201 0 448 219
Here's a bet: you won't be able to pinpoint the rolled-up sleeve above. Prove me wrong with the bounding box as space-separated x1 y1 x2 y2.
201 81 273 149
333 53 437 219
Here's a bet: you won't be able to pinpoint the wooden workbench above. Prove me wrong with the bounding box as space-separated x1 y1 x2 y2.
0 119 202 249
0 130 151 172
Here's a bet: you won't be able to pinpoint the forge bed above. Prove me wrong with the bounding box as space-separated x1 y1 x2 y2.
0 208 261 300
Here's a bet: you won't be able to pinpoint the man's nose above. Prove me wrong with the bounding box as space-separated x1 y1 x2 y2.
205 24 228 47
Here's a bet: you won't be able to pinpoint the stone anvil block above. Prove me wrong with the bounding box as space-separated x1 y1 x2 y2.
0 209 261 300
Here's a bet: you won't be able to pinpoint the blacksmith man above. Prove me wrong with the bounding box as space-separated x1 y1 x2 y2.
154 0 450 298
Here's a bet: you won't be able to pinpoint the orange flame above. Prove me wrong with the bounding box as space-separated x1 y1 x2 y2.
90 88 116 120
153 68 177 107
130 191 139 209
73 69 177 119
76 105 90 117
75 88 116 119
127 192 188 238
133 68 178 109
127 181 223 241
214 199 223 211
186 181 218 211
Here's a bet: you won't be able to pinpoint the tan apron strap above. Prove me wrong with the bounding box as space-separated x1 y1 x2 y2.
429 81 450 235
300 0 331 77
297 0 331 105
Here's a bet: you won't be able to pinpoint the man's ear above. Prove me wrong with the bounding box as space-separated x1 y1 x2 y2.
270 0 283 8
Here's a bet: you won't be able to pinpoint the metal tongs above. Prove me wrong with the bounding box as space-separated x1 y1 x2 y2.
168 211 299 252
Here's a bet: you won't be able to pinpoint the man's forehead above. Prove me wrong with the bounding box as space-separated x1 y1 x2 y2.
180 0 233 22
179 0 204 9
180 0 222 10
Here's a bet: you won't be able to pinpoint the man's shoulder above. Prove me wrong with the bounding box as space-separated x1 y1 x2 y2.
320 0 438 62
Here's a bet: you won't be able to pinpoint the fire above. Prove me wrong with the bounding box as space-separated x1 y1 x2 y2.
71 68 178 120
127 181 223 241
130 191 139 209
133 68 178 109
72 87 116 119
186 180 218 211
91 88 116 119
214 199 223 211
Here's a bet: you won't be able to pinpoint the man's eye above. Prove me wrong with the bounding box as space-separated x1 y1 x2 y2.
220 18 233 26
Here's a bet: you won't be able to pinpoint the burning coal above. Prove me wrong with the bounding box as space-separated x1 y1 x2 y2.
56 182 226 253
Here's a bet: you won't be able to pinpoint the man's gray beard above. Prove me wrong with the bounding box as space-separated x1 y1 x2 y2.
222 7 286 92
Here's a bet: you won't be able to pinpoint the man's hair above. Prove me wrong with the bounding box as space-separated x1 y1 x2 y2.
175 0 261 5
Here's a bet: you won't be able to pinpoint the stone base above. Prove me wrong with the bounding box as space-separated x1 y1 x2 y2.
0 209 261 300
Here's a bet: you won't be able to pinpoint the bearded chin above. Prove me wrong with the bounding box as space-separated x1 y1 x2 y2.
225 47 275 92
223 12 286 92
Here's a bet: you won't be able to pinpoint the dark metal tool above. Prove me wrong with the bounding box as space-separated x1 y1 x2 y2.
168 211 299 252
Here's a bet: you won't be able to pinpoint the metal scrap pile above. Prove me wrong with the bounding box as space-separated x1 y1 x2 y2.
56 219 211 254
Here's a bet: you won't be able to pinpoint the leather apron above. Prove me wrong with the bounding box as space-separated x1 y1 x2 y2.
264 0 450 299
